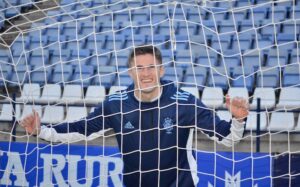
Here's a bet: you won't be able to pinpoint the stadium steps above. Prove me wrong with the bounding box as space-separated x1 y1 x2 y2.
0 0 60 46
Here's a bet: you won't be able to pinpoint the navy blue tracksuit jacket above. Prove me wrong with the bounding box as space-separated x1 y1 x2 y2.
48 80 234 187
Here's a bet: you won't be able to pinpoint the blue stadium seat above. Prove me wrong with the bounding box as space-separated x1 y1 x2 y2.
126 0 143 8
43 23 60 38
293 5 300 19
65 38 86 53
27 35 48 50
52 35 70 50
131 8 150 23
220 56 240 70
173 36 189 50
256 67 279 88
226 10 247 23
59 13 77 22
88 52 111 67
0 64 12 86
164 66 184 82
114 76 132 87
9 65 31 86
194 46 218 66
79 21 97 36
147 35 168 48
71 65 94 87
135 25 152 35
235 0 255 8
207 67 230 90
107 1 126 12
202 20 217 33
260 21 280 38
185 65 207 77
231 32 253 51
211 34 232 52
242 50 263 70
155 20 172 35
250 5 269 25
146 0 163 4
265 48 289 67
0 13 4 29
266 5 287 23
187 7 205 23
175 50 195 66
12 49 29 66
281 20 300 36
205 7 227 21
110 50 129 67
30 68 51 85
275 34 297 48
93 66 116 88
10 36 28 52
85 35 106 53
160 49 173 64
70 49 91 60
61 22 80 37
68 50 91 66
238 20 258 33
30 49 49 68
176 21 198 36
46 35 64 52
151 7 168 24
169 4 187 21
114 10 130 23
184 65 207 90
76 10 93 19
216 1 235 9
125 34 147 48
0 49 12 63
51 64 73 84
231 67 255 92
283 64 300 87
49 49 70 64
105 35 125 51
252 35 273 49
290 49 300 64
4 6 21 18
45 10 61 22
217 21 236 34
189 33 207 46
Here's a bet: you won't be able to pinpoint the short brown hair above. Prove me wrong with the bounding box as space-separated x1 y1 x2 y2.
128 45 163 67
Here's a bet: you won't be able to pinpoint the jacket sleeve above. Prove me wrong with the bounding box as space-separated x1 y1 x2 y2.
38 102 112 143
189 98 245 147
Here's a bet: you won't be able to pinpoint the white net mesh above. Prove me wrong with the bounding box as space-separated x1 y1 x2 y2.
0 0 300 186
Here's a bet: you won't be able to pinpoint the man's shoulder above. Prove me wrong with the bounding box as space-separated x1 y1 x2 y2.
161 81 194 103
107 89 130 102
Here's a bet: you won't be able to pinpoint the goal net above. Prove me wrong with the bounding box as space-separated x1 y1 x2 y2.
0 0 299 186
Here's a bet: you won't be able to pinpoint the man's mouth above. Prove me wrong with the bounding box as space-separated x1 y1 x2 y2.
141 79 152 84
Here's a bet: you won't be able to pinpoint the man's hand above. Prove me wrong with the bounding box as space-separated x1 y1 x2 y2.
226 95 249 123
19 110 41 135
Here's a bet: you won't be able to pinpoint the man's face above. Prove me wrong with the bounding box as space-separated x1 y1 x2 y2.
128 54 164 93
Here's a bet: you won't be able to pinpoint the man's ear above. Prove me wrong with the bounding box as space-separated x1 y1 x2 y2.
128 67 134 79
159 65 165 78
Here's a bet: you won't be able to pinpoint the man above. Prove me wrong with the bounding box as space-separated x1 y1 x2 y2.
21 45 249 187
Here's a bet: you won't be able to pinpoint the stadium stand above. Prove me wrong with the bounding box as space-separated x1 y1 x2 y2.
0 0 299 153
